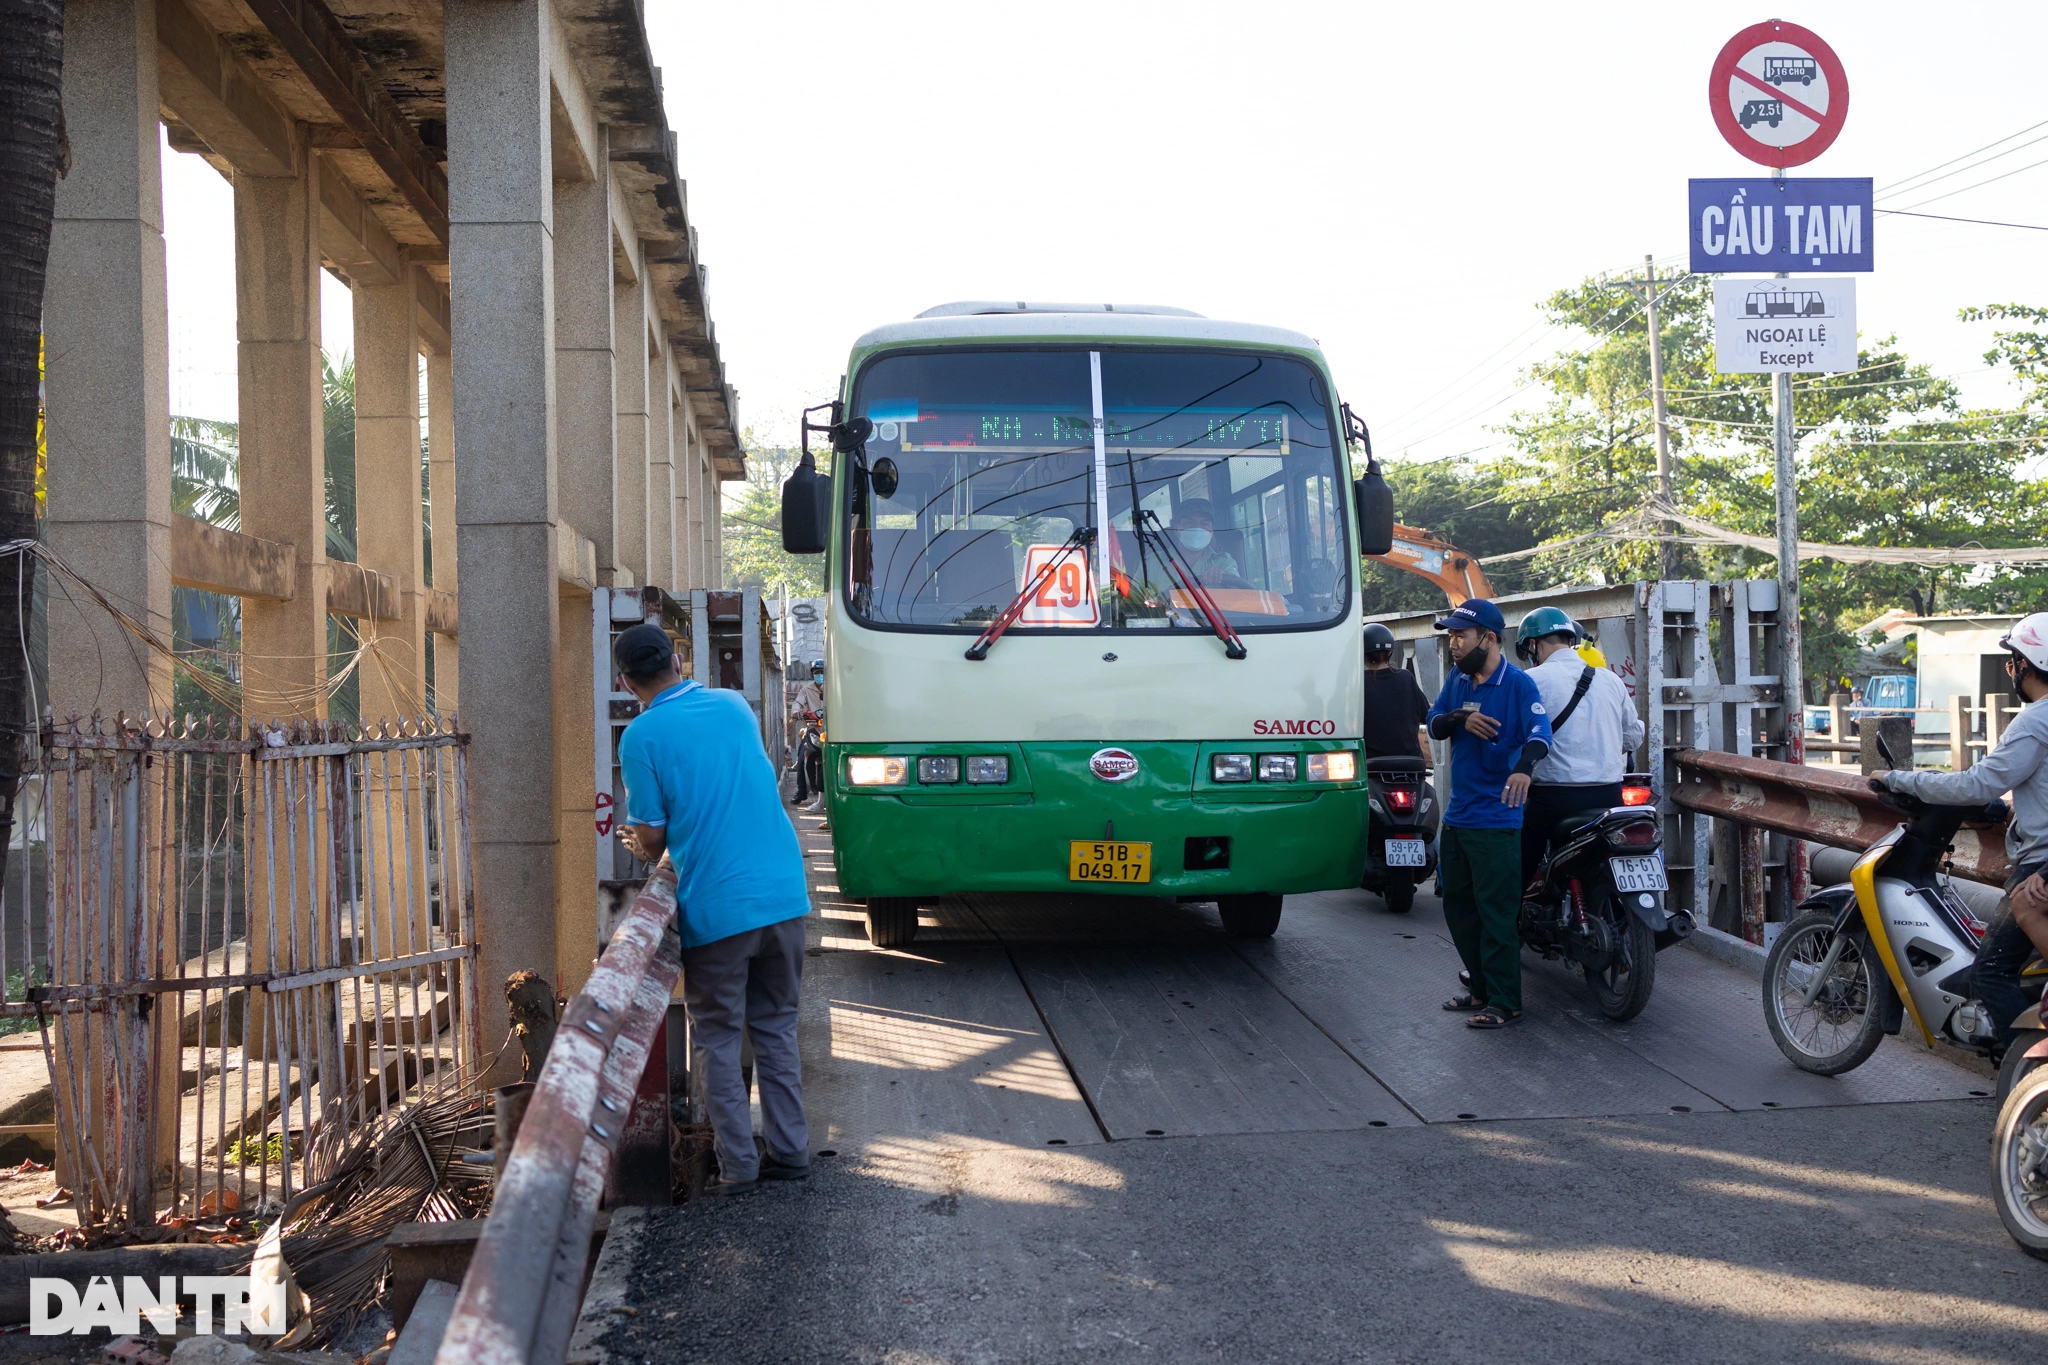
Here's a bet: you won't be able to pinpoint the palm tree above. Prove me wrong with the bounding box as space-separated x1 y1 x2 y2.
0 0 65 896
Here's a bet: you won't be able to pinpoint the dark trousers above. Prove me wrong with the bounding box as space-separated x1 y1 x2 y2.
1976 863 2046 1050
1442 826 1524 1011
1519 782 1623 886
681 915 809 1182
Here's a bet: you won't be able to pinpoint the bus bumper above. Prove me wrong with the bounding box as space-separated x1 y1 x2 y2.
824 740 1371 899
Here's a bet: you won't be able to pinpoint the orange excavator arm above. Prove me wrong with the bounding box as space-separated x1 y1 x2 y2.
1368 524 1493 606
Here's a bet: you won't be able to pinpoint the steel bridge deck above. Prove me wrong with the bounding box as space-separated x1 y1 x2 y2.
796 818 1985 1155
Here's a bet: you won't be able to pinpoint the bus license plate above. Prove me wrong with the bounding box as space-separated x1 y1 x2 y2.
1385 838 1427 868
1069 840 1152 884
1610 855 1668 893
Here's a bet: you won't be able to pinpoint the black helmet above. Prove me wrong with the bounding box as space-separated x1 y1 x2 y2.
1363 622 1395 657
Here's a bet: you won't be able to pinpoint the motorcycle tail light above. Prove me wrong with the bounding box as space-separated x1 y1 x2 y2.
1385 786 1415 811
1621 782 1653 806
1608 820 1658 848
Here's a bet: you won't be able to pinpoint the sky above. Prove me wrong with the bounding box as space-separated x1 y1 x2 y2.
164 1 2048 475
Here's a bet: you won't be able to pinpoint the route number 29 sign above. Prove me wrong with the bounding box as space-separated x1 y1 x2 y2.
1708 20 1849 168
1019 545 1099 626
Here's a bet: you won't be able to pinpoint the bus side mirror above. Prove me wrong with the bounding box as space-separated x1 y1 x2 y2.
781 452 831 555
1354 462 1393 558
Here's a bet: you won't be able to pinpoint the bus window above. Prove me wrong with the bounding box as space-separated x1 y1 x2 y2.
843 346 1350 634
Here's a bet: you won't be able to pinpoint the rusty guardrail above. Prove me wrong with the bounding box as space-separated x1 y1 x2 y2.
1670 748 2011 887
433 862 682 1365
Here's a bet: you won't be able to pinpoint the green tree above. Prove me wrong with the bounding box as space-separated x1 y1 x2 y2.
722 433 826 595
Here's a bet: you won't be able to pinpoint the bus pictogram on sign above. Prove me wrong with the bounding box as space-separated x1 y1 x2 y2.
1708 21 1849 168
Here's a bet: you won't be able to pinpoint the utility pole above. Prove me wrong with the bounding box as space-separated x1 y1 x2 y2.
1609 257 1682 578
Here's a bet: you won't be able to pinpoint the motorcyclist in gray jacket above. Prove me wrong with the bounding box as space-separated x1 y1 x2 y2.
1876 614 2048 1051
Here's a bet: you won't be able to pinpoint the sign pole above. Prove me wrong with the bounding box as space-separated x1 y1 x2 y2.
1771 171 1809 902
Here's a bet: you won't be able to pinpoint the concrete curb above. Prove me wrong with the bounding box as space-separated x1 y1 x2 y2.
566 1205 649 1365
1682 924 1768 980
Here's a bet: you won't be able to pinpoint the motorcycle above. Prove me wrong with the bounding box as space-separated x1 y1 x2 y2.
1516 775 1692 1021
1362 756 1438 914
1991 1045 2048 1260
1761 767 2042 1080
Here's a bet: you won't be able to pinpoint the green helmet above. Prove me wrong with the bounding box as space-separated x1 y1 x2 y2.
1514 606 1580 662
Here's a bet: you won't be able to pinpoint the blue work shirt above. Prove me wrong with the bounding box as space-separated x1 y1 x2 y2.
1427 659 1554 830
619 680 810 948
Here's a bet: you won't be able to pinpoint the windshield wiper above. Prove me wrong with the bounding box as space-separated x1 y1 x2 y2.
1137 509 1246 660
964 527 1095 661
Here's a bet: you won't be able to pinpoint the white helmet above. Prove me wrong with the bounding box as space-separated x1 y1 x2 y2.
2003 613 2048 675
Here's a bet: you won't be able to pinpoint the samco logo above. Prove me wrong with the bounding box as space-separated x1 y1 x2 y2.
1252 719 1337 736
1089 748 1140 781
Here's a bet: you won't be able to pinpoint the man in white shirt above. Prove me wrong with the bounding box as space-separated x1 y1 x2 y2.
1513 607 1646 886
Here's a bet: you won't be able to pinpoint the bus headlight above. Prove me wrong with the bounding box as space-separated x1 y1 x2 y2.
1307 751 1357 782
917 756 960 785
965 755 1009 784
1212 753 1254 783
848 756 908 786
1258 754 1297 783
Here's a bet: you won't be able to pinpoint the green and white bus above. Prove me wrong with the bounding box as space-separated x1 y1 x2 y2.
782 302 1394 947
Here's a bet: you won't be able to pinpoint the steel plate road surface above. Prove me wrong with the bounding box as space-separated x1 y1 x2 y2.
583 811 2045 1365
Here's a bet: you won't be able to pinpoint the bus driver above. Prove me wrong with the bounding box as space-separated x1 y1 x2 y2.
1172 499 1241 585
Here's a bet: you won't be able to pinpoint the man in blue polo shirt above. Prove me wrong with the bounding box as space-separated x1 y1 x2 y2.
614 624 811 1195
1426 599 1551 1030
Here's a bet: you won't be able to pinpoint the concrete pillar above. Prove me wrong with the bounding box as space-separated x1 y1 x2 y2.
448 0 560 1069
353 274 426 721
426 350 457 709
554 163 616 578
674 400 697 588
612 284 649 586
42 0 180 1200
235 148 329 720
43 0 173 719
648 385 675 590
553 582 595 994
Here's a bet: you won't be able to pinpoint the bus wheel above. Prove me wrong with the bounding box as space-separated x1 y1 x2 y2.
1219 894 1283 939
865 898 920 948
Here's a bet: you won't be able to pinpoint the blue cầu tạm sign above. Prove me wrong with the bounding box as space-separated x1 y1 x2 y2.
1689 177 1873 274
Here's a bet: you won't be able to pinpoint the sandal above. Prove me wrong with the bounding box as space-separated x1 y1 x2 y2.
1467 1006 1523 1030
1442 994 1487 1012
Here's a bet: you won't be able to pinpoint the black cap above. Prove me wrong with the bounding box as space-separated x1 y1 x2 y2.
613 623 676 683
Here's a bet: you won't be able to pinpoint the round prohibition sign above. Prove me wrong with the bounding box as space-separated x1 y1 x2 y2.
1708 20 1849 168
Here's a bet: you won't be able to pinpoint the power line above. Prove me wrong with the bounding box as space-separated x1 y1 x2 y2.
1878 208 2048 232
1893 152 2048 212
1876 123 2048 200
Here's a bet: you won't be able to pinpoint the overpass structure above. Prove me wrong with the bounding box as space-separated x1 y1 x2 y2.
45 0 738 1042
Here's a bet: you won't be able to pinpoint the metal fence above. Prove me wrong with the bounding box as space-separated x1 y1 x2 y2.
435 860 680 1365
15 712 480 1227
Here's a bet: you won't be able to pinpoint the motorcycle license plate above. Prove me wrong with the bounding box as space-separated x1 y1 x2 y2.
1069 840 1152 884
1610 855 1668 892
1385 838 1427 868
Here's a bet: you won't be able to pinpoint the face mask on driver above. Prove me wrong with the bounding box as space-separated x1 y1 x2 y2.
1455 642 1492 676
1180 528 1213 551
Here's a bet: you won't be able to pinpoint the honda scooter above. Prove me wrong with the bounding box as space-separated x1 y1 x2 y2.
1362 757 1438 914
1518 775 1692 1021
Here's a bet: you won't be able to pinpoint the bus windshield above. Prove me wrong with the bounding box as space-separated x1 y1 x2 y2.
843 347 1350 634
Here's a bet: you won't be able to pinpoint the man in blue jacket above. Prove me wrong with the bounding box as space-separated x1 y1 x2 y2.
1427 600 1552 1029
614 624 811 1195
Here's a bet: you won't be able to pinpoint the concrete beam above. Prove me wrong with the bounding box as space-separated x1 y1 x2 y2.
170 515 295 600
325 561 403 621
556 530 598 592
240 0 450 241
414 266 451 355
318 154 404 287
424 588 458 637
155 0 296 177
